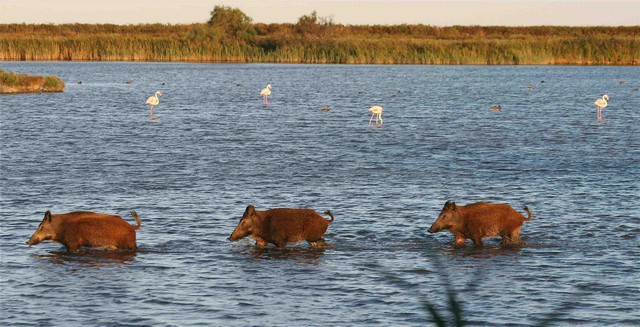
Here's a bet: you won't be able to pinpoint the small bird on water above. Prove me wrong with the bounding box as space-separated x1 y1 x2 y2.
489 105 502 111
321 106 332 112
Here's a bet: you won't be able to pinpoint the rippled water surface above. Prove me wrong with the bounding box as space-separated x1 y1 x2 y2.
1 62 639 326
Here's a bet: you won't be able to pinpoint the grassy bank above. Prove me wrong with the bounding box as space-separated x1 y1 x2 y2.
0 69 65 93
1 23 638 65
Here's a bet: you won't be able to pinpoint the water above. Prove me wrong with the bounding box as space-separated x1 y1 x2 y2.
1 62 639 326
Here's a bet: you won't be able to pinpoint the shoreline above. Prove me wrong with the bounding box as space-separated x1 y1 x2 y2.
2 59 638 66
0 69 65 94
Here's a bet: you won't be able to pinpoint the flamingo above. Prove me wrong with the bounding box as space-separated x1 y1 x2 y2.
261 84 272 104
594 95 609 120
368 106 383 125
146 91 162 118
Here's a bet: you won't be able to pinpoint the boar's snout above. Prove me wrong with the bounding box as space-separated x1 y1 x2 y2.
428 220 444 234
26 235 39 247
228 229 245 242
427 224 442 233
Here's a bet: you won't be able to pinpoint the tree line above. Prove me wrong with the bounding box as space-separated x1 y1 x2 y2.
1 6 638 64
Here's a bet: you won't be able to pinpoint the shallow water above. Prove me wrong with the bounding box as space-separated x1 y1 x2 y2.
1 62 639 326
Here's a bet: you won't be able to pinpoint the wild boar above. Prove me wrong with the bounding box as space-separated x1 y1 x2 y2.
428 201 532 245
26 210 141 252
228 205 334 247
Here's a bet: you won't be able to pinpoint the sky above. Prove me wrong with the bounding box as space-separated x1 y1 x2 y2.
1 0 639 26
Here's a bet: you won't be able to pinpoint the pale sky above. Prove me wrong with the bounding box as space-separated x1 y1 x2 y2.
1 0 639 26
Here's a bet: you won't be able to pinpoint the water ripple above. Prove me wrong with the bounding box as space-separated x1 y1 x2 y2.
1 62 638 326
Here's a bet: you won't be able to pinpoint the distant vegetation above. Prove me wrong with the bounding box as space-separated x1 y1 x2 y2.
0 69 65 93
0 6 638 65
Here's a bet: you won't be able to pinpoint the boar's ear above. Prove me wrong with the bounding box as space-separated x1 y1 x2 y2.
445 201 456 210
243 205 256 218
44 210 52 222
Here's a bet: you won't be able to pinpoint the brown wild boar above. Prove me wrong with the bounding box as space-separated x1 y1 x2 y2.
228 205 334 247
26 210 141 252
428 201 532 245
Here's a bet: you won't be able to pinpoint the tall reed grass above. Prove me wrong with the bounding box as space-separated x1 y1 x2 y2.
1 23 638 65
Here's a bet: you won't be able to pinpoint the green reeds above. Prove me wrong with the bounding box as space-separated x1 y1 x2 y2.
0 69 65 93
0 23 638 64
374 252 583 326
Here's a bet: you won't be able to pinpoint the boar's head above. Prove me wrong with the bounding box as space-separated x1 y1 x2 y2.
228 205 259 241
27 211 56 246
428 201 457 233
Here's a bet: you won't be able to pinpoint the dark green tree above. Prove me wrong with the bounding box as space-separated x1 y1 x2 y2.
207 5 255 39
296 11 333 35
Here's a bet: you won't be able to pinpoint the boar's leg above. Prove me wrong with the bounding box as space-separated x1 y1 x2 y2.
308 238 327 247
273 240 287 248
470 237 483 246
452 232 467 245
253 236 268 247
501 231 522 245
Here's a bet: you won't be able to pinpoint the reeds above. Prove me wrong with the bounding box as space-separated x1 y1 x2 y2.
0 68 65 93
0 23 638 64
375 252 583 326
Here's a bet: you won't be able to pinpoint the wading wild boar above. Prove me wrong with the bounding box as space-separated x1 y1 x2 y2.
26 210 141 252
229 205 334 247
428 201 532 245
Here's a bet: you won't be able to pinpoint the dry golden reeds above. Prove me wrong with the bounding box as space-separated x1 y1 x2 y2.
0 23 638 65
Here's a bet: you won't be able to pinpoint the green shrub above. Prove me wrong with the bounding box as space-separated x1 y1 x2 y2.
44 76 65 91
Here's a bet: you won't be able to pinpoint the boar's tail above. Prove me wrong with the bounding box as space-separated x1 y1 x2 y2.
523 206 533 221
324 210 335 223
131 211 142 230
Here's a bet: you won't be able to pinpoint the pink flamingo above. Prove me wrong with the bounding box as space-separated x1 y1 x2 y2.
260 84 272 104
594 95 609 120
146 91 162 118
368 106 383 125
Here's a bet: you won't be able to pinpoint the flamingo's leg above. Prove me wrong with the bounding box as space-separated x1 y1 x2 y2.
369 113 374 124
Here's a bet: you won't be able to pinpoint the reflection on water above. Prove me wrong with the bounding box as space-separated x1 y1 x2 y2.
243 246 327 264
33 250 137 266
447 243 523 259
1 62 638 326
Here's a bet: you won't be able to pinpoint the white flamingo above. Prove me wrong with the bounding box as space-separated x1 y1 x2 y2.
260 84 272 104
594 95 609 120
146 91 162 117
369 106 383 125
